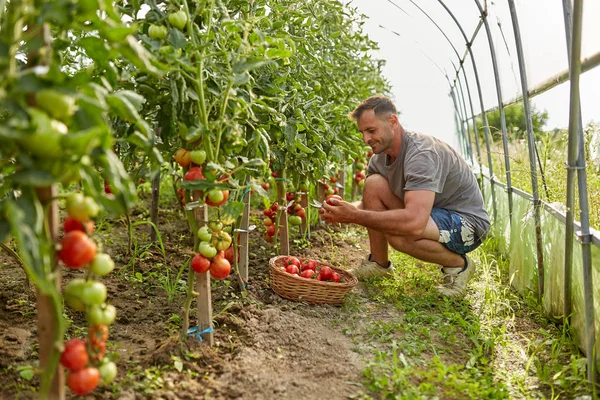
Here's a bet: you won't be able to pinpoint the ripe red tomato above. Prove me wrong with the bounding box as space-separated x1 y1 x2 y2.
67 367 100 395
296 209 306 219
266 224 276 237
301 260 317 271
224 246 234 264
270 202 279 212
300 269 315 279
325 194 343 205
285 264 300 275
263 233 273 243
191 253 211 273
286 192 295 201
283 256 301 268
184 167 205 181
210 255 231 280
64 216 95 234
60 339 89 371
319 266 334 281
263 208 274 218
59 231 97 269
332 272 341 282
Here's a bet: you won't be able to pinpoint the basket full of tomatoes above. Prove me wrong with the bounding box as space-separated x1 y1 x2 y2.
269 256 358 304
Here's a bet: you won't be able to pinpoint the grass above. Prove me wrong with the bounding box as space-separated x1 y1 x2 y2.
353 237 593 399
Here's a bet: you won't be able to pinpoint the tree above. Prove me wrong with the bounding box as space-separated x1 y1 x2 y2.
476 103 548 142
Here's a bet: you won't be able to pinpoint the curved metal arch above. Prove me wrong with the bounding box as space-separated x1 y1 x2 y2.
435 0 497 222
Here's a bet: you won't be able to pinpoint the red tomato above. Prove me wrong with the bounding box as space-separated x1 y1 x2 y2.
224 246 235 264
67 367 100 395
283 256 301 268
263 208 274 218
301 260 317 271
286 192 295 201
60 339 88 371
184 167 205 181
332 272 341 282
64 216 95 234
270 202 279 212
300 269 315 279
191 253 211 273
296 209 306 219
285 264 300 275
59 231 97 269
210 255 231 280
261 182 270 191
264 233 273 243
319 266 334 281
266 224 276 237
325 195 343 206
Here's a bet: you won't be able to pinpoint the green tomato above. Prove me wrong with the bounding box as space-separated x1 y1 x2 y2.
313 81 321 91
207 189 224 204
197 226 212 242
208 220 223 232
88 253 115 276
189 149 206 165
87 303 116 326
66 193 97 222
148 25 168 40
289 215 302 226
36 89 77 121
198 241 217 259
64 278 87 311
168 10 188 30
98 360 118 385
19 119 67 159
81 281 107 305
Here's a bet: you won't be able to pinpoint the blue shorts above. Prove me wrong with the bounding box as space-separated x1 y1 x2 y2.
430 208 482 255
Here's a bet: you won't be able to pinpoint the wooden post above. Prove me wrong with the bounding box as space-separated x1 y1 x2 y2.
150 171 160 242
276 180 289 255
36 185 64 400
300 191 309 237
238 190 251 284
194 203 213 345
338 167 346 200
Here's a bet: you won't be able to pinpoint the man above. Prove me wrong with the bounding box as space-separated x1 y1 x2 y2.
320 95 490 298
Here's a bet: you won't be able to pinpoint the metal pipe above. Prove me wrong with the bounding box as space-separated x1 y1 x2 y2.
454 76 473 163
508 0 546 305
437 0 497 222
460 67 485 192
450 87 468 158
562 0 597 389
474 0 514 232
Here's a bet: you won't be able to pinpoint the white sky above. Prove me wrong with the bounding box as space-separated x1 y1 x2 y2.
347 0 600 148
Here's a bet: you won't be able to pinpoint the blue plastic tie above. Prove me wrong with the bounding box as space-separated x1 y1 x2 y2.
187 326 214 343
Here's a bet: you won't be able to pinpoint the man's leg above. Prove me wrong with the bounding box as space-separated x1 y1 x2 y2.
362 174 464 268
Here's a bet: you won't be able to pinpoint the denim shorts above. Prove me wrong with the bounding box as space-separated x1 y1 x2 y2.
430 208 482 255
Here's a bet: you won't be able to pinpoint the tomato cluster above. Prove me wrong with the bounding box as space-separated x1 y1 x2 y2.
262 202 280 243
192 221 233 280
354 151 372 189
279 256 342 282
59 193 118 395
285 192 306 226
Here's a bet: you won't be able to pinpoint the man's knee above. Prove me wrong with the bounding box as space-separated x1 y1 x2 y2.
363 174 404 210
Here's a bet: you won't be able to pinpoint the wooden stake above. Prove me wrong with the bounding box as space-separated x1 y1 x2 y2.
276 181 289 255
238 189 251 284
194 203 213 345
150 171 160 242
36 185 64 400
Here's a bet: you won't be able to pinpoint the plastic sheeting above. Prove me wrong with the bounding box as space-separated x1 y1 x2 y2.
482 174 600 368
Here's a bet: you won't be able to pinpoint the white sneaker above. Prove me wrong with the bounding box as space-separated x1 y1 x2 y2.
437 255 475 298
348 255 395 280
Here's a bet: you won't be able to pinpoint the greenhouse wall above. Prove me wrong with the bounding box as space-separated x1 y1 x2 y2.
480 172 600 368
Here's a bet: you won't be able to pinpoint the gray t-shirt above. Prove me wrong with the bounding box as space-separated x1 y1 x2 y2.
367 131 490 239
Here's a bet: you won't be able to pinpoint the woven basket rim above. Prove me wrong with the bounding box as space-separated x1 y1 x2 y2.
269 255 358 288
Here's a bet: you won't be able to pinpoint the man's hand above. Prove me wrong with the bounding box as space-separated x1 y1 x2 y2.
319 197 358 224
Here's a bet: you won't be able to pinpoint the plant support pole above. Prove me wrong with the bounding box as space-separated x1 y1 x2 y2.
508 0 546 304
562 0 597 389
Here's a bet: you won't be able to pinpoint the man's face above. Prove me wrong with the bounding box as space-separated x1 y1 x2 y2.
357 109 394 155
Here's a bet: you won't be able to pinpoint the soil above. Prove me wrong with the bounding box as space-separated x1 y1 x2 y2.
0 201 385 400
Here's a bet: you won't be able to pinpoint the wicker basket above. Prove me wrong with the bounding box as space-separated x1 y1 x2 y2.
269 256 358 304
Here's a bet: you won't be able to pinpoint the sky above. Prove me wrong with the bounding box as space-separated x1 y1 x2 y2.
347 0 600 149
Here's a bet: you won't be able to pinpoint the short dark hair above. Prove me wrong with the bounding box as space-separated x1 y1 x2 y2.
349 95 397 121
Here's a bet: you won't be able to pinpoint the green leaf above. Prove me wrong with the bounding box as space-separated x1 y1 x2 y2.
11 170 58 187
233 58 268 73
78 37 110 66
106 92 153 139
105 25 138 42
294 140 314 154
